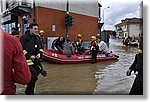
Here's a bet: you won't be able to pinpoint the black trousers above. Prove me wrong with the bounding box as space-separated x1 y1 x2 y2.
56 46 63 54
76 45 83 54
91 50 97 64
129 74 143 95
25 65 40 95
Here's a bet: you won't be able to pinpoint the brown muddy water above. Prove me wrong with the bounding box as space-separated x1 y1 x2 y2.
16 38 137 95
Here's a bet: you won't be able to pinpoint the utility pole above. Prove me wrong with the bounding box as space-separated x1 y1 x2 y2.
102 6 110 31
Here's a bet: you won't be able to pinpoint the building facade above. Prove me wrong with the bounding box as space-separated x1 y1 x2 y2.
137 1 143 18
1 0 100 42
0 0 31 34
115 17 143 39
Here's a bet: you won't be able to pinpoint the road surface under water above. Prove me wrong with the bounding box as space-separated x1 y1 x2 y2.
16 38 137 95
93 38 137 95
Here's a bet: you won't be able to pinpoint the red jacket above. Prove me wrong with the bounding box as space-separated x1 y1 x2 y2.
90 41 97 50
1 30 31 95
75 37 82 46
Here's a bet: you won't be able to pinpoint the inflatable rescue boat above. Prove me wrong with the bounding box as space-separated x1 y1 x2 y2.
43 50 119 64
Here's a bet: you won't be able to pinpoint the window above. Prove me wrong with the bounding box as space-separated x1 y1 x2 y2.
124 25 126 29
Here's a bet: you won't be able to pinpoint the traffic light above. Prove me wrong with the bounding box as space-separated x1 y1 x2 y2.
69 16 74 26
65 14 70 27
24 19 28 24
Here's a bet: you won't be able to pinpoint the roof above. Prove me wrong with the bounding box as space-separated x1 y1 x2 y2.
115 17 143 27
125 18 143 23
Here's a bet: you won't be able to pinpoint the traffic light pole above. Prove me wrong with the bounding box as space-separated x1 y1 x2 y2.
66 0 69 40
65 0 74 40
65 13 69 40
66 26 69 40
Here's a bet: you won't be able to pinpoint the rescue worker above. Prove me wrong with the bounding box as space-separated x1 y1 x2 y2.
25 27 30 35
90 36 98 64
52 37 65 54
126 35 143 95
1 29 31 95
138 33 143 48
124 36 131 46
75 33 83 54
122 37 125 45
130 36 135 42
39 30 44 44
96 34 101 43
20 23 44 95
11 27 19 38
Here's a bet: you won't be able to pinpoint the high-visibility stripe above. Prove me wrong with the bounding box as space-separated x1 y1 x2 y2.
35 45 37 48
76 42 79 45
40 49 44 52
137 49 142 54
91 46 96 50
23 50 27 55
27 59 34 65
28 62 34 66
79 39 82 43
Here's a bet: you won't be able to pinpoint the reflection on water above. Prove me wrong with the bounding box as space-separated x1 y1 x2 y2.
36 63 99 95
16 38 138 95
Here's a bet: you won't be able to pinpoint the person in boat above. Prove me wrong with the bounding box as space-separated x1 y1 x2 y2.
98 41 109 54
96 34 109 54
130 36 136 42
96 33 101 43
124 36 131 46
122 37 125 45
63 39 75 57
75 33 83 54
52 37 65 54
90 36 99 64
20 23 44 95
39 30 45 45
126 36 143 95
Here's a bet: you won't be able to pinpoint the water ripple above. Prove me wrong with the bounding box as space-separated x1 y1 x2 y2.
94 38 136 95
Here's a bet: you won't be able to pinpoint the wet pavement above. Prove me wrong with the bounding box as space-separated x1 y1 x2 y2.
16 38 138 95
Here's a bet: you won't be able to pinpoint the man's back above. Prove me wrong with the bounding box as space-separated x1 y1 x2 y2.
63 42 74 55
1 30 31 95
52 37 65 50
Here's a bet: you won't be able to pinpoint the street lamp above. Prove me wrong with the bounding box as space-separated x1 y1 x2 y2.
98 3 102 23
102 6 110 30
98 3 102 34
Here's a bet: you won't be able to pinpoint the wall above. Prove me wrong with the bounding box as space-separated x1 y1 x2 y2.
18 6 98 42
36 0 98 18
129 24 141 38
36 6 98 42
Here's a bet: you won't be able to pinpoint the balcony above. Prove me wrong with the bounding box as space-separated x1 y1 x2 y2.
8 1 31 16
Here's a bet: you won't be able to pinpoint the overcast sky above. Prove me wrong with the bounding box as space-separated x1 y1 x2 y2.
99 0 143 30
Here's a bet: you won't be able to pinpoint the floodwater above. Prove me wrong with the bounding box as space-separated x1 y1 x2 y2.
16 38 138 95
93 38 137 95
